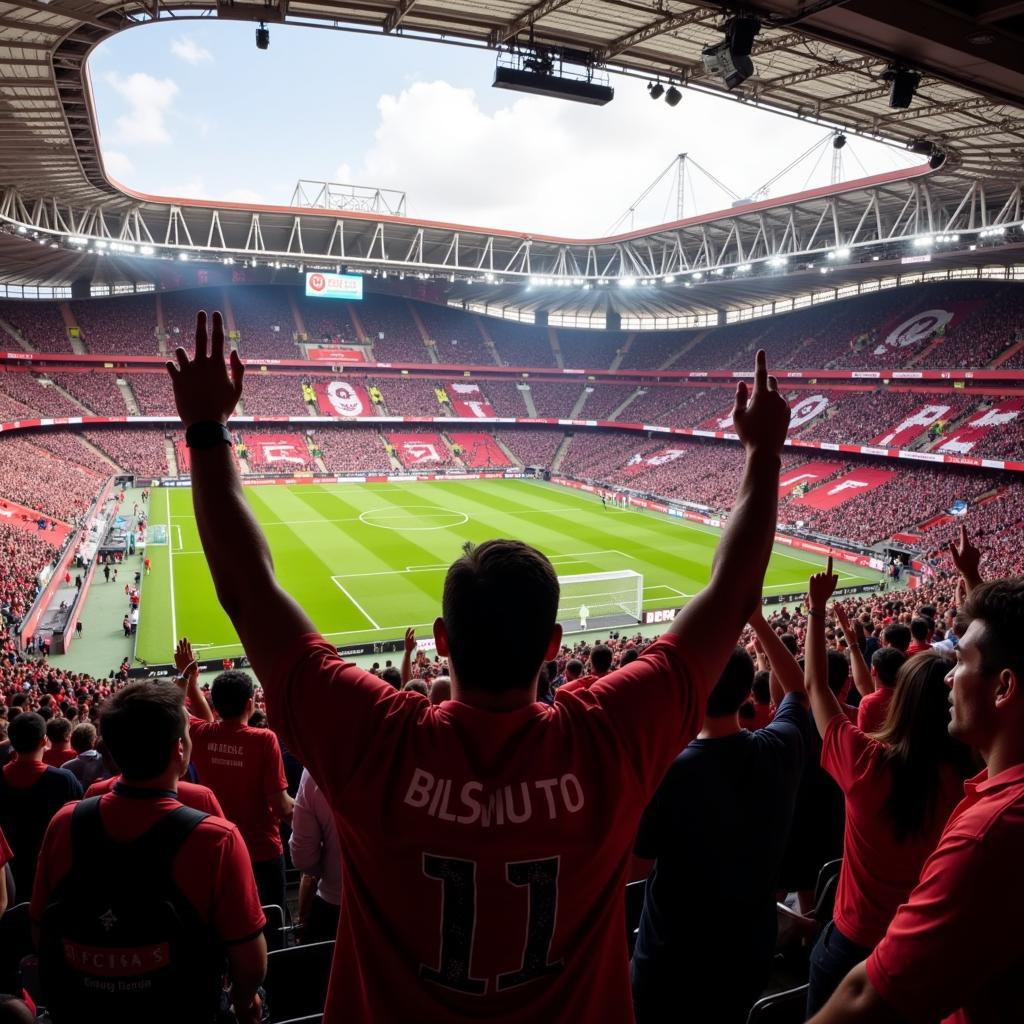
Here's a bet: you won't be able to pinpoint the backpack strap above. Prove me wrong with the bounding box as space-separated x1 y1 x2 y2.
69 797 209 886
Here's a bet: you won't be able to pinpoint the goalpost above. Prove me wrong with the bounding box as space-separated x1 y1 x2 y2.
557 570 644 633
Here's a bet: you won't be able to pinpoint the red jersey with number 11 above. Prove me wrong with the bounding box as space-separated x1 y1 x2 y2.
266 632 704 1023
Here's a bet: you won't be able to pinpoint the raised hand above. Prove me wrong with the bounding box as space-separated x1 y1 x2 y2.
174 636 198 688
166 310 245 427
808 556 838 611
947 523 982 590
731 349 791 456
404 627 417 655
832 600 854 639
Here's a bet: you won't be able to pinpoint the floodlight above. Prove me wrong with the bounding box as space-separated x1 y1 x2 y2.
833 133 846 150
647 81 664 100
664 86 682 107
256 22 269 50
929 149 946 170
701 16 760 90
883 65 920 109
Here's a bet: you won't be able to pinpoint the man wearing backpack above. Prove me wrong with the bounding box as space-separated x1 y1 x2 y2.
32 681 267 1024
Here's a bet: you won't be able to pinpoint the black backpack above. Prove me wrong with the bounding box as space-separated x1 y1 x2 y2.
39 796 226 1024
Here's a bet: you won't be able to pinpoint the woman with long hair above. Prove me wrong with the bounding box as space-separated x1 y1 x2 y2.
803 562 973 1016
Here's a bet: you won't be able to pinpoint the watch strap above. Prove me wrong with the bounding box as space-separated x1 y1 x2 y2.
184 421 232 449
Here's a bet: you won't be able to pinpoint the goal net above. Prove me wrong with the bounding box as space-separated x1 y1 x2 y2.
557 570 643 633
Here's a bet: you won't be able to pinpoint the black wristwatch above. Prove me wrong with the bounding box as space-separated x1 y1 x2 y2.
184 421 232 449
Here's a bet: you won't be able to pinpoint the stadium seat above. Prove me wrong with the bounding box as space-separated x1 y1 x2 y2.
746 983 810 1024
812 859 842 926
262 903 287 951
624 879 646 957
264 939 334 1022
0 902 32 993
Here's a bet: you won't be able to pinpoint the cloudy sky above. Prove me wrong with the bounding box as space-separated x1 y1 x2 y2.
89 21 918 237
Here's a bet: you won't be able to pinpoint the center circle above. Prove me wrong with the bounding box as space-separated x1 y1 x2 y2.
358 506 469 531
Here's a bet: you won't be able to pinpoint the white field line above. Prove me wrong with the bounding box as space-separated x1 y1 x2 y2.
174 525 183 551
166 489 177 651
330 577 381 630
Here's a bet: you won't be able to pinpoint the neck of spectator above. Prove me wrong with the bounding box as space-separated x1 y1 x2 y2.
698 713 744 740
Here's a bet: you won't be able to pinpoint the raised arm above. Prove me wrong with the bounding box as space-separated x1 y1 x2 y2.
948 523 982 594
749 606 806 699
167 312 316 683
401 627 416 687
808 963 903 1024
804 558 845 737
667 350 790 688
174 636 213 722
833 603 873 698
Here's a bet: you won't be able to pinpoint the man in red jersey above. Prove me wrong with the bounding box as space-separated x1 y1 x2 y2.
33 681 266 1024
810 576 1024 1024
167 311 790 1024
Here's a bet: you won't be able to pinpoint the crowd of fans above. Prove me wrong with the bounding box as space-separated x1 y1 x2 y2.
71 296 158 355
0 437 99 521
82 429 169 478
239 374 309 417
369 377 444 415
578 382 640 420
415 302 494 366
232 288 300 360
47 372 129 416
0 376 83 419
0 300 71 353
22 433 114 477
486 318 557 367
558 328 625 369
124 373 179 416
313 429 392 473
356 296 430 363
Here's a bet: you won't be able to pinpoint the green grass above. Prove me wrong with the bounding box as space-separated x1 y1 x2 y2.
135 478 883 664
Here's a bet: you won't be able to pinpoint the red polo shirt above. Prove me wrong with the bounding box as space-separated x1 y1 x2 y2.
822 715 963 947
31 788 264 946
867 764 1024 1024
42 746 76 768
856 686 892 735
188 719 288 862
85 776 224 817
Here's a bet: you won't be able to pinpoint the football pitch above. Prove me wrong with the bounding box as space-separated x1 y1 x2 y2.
134 478 883 665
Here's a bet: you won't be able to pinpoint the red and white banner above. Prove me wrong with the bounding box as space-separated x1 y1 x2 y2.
242 433 311 468
871 403 952 447
622 447 688 476
934 399 1024 455
448 382 496 418
388 433 450 467
794 467 897 510
778 461 843 497
307 347 366 363
448 432 511 468
315 380 373 418
870 301 984 357
701 393 830 434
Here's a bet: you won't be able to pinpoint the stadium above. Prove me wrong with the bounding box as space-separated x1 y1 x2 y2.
0 1 1021 1022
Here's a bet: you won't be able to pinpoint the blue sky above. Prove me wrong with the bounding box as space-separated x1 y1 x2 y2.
89 21 918 236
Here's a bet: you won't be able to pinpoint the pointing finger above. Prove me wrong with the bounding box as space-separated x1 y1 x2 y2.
826 555 833 578
754 349 767 391
195 310 209 361
211 310 225 362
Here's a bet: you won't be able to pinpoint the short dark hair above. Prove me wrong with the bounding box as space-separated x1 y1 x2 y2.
211 670 255 718
70 722 97 754
590 644 613 674
871 647 906 688
706 647 755 717
403 680 429 697
826 650 850 696
8 713 45 754
910 617 931 642
779 633 799 656
45 717 71 745
963 578 1024 684
565 659 583 679
442 540 559 693
883 622 912 653
381 667 402 689
99 682 186 781
620 648 639 667
752 669 771 705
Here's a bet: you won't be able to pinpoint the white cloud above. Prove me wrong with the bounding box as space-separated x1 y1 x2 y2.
170 37 212 65
101 150 135 180
103 71 180 145
224 187 266 204
337 79 915 236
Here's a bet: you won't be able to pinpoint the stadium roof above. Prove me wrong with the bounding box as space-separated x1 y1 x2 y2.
0 0 1022 306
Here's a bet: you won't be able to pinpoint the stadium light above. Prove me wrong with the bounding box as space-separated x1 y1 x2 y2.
735 263 752 273
701 16 760 90
664 86 682 107
16 225 26 234
832 133 847 150
834 247 851 259
883 65 920 109
768 256 787 268
619 277 636 288
662 274 675 284
647 81 664 100
256 22 270 50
